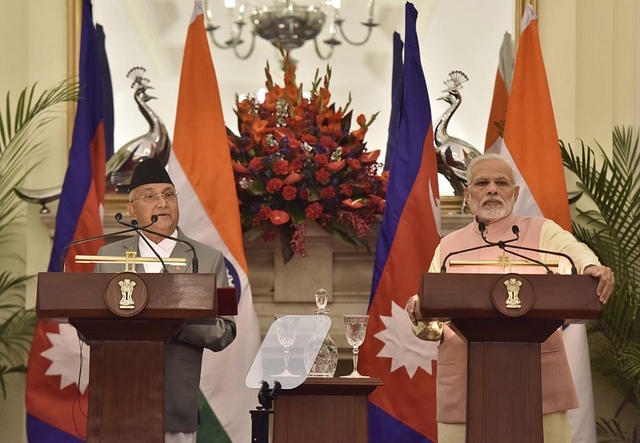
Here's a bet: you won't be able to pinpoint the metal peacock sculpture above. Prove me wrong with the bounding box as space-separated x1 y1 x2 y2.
105 67 171 192
434 70 481 197
14 67 172 210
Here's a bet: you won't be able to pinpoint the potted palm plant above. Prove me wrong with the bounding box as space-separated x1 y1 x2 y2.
560 126 640 442
0 80 78 398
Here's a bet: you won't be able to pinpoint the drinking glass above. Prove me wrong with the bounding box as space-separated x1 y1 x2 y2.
273 315 300 377
341 314 369 378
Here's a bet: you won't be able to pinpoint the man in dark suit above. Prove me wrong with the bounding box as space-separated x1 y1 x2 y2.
95 158 236 443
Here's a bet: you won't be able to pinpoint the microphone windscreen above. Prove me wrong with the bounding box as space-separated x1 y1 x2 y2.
150 215 158 223
512 225 520 235
478 221 486 233
115 212 123 221
131 219 139 227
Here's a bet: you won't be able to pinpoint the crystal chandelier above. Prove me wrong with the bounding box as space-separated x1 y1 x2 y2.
203 0 378 60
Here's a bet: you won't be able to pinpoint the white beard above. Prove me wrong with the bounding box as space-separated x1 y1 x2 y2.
469 194 516 223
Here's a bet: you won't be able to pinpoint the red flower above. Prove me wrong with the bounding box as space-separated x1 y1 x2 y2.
258 206 272 220
282 185 297 201
229 52 386 262
266 178 284 193
249 157 264 171
315 168 330 184
273 160 289 175
347 158 361 170
314 154 329 165
320 136 338 150
340 184 353 197
269 210 290 225
320 186 336 199
305 202 323 219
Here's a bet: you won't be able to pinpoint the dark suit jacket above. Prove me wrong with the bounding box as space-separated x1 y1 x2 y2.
94 228 236 432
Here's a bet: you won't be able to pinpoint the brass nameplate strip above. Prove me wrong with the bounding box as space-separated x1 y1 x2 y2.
75 255 187 266
450 259 558 267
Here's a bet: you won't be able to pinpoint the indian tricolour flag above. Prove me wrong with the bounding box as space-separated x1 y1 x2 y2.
168 1 261 442
484 31 513 154
501 5 596 442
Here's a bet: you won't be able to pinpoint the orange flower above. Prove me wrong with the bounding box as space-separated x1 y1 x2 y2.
269 210 290 226
229 51 386 262
326 160 346 172
284 172 303 185
343 198 364 209
359 150 380 163
232 161 250 174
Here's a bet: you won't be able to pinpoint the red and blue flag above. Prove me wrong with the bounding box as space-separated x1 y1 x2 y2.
25 0 110 440
359 3 441 442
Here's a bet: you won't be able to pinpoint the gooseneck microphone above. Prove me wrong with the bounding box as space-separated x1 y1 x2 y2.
115 214 169 274
114 213 199 274
440 222 499 273
58 216 157 272
480 224 578 274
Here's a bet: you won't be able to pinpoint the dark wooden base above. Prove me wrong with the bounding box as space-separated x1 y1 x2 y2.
467 342 543 443
273 377 382 443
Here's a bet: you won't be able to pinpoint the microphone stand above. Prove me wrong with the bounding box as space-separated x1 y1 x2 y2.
113 214 199 273
58 217 157 272
115 214 169 274
480 224 559 274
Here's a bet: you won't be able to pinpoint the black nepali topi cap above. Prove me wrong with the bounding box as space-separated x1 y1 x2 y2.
128 158 174 192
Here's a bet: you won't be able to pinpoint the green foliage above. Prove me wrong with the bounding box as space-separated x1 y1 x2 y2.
0 79 78 398
560 126 640 440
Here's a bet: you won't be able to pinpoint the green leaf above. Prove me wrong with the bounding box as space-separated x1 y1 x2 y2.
247 180 266 195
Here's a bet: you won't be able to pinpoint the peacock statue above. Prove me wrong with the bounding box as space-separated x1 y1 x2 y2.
105 67 171 192
434 70 481 198
14 67 172 211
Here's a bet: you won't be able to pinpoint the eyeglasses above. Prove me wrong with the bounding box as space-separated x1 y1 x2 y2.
130 191 179 204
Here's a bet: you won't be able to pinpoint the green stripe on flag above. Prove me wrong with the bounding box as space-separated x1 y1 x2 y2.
197 390 232 443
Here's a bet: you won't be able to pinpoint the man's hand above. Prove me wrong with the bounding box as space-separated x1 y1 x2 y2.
405 294 422 325
584 265 615 304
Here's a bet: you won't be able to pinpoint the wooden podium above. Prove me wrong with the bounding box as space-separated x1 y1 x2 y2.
419 273 602 443
273 377 383 443
36 272 237 443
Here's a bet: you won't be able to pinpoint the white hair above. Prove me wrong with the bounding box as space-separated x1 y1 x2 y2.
466 153 517 184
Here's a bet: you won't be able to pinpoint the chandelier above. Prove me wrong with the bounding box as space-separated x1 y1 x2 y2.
203 0 378 60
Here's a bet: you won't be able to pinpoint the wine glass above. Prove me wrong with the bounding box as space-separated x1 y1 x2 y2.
341 314 369 378
273 315 300 378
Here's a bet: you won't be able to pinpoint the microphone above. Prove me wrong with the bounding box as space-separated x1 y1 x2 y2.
114 213 199 274
440 222 499 273
115 214 169 274
481 224 578 274
58 216 157 272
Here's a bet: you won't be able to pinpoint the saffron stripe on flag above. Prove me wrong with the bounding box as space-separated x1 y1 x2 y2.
168 2 261 441
359 3 440 442
484 31 513 154
25 0 109 440
501 6 597 442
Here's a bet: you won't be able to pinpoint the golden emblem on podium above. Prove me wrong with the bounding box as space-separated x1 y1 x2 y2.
504 277 523 309
118 278 137 309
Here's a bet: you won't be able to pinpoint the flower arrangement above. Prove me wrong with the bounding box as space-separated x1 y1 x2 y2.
229 54 387 262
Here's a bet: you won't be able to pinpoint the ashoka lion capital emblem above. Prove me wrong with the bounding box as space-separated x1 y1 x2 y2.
504 277 523 309
118 278 137 309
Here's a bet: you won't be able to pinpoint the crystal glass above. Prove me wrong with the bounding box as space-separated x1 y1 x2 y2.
341 314 369 378
273 315 300 377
